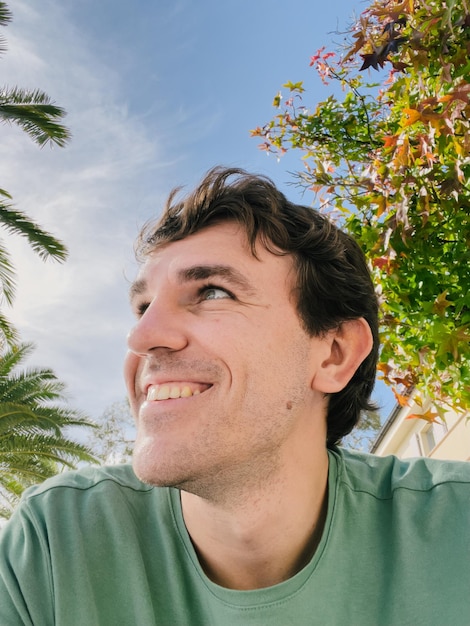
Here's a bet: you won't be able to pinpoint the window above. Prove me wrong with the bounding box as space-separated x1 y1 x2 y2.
421 424 436 456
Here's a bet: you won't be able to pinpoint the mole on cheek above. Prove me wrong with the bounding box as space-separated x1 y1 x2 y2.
286 401 293 410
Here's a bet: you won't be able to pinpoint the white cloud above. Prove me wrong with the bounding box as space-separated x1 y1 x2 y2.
0 0 169 417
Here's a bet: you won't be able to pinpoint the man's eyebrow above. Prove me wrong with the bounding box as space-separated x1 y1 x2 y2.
177 264 257 295
129 278 147 302
129 264 257 301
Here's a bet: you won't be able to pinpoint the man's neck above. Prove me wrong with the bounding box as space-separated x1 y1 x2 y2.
180 446 329 590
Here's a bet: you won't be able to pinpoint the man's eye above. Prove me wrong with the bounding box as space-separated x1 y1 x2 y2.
135 302 150 317
201 286 232 300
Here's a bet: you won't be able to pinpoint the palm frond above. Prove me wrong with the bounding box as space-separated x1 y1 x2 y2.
0 195 67 347
0 188 11 199
0 378 64 405
0 87 71 147
0 2 12 26
0 475 24 498
0 342 33 377
0 367 65 403
0 433 96 464
0 402 63 437
0 309 17 345
0 233 16 304
0 341 98 517
0 2 12 57
0 202 68 262
0 400 94 439
0 404 96 445
0 461 62 486
0 488 18 519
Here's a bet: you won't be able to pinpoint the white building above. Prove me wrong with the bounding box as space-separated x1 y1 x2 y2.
371 398 470 461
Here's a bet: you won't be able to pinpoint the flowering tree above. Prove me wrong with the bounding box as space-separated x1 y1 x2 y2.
252 0 470 420
87 399 135 465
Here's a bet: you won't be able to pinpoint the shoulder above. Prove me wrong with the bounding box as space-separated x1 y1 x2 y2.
332 447 470 500
18 464 155 512
2 465 168 545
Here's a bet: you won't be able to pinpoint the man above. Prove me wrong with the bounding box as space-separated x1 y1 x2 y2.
1 167 469 625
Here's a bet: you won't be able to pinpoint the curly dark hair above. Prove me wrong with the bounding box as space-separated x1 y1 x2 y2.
136 167 379 447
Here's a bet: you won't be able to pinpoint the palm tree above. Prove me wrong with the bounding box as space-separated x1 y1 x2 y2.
0 1 70 342
0 342 97 518
0 4 96 516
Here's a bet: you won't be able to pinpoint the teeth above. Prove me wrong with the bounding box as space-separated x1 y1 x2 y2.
156 385 170 400
180 386 192 398
169 386 180 399
147 383 202 401
147 386 159 401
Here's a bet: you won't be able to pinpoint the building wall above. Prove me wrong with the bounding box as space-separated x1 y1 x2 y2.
371 399 470 461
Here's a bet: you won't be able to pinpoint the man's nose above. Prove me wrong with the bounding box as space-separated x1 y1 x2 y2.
127 299 189 355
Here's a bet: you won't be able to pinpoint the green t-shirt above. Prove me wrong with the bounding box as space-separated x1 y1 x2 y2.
1 448 469 625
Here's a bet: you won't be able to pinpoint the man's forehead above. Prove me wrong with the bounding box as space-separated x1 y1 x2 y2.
130 222 297 298
130 229 251 295
157 221 251 253
139 223 253 271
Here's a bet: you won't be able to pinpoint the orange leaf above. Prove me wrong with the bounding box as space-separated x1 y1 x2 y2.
382 134 398 148
376 361 394 380
401 108 421 127
393 390 410 407
406 409 440 423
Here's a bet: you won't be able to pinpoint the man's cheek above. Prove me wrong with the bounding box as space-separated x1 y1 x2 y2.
123 351 141 392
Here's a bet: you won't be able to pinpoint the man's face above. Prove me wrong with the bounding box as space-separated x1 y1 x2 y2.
124 222 330 497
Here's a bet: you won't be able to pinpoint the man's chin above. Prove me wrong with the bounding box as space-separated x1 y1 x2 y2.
132 453 186 490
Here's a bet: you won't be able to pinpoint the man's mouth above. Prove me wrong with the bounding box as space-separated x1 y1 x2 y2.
146 383 211 401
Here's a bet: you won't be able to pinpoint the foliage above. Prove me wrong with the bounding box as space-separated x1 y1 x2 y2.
252 0 470 420
87 399 135 465
0 343 97 518
0 1 70 343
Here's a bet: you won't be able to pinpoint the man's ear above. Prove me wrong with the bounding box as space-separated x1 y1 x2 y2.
311 318 373 393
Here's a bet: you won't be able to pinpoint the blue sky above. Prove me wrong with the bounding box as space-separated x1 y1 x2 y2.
1 0 395 422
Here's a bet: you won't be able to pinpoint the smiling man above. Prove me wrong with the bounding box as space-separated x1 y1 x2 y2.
1 167 469 625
